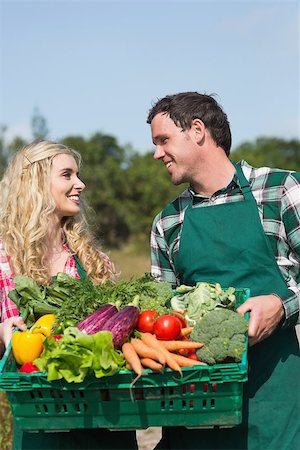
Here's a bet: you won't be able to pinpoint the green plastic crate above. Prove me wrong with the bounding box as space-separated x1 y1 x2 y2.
0 288 249 434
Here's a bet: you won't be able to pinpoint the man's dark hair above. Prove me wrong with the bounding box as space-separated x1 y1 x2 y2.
147 92 232 155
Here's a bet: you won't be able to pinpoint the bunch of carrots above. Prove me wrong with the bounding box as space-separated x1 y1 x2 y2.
122 330 206 381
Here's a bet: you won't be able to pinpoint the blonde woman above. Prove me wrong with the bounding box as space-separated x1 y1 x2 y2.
0 139 137 449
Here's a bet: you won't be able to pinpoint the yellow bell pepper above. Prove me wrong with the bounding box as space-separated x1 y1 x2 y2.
31 314 57 337
12 329 44 365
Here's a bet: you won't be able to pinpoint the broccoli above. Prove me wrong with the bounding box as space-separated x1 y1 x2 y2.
138 281 173 315
190 308 248 365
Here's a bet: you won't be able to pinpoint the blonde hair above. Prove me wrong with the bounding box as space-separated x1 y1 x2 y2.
0 140 115 285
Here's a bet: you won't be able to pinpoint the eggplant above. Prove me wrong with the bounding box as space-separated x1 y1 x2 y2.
101 305 139 348
77 304 118 334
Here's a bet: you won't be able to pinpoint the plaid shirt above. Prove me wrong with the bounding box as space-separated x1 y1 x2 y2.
151 160 300 326
0 239 80 322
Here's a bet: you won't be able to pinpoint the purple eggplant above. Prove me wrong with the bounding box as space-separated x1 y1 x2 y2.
101 305 139 348
77 304 118 334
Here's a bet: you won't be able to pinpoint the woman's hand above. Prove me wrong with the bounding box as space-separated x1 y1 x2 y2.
0 316 27 349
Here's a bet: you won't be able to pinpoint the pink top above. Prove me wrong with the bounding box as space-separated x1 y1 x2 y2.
0 238 111 322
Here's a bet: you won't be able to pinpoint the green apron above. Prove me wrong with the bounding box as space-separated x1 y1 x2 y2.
157 164 300 450
20 256 138 450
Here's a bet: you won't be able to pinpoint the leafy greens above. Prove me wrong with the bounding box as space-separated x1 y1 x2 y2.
171 282 236 325
34 328 125 383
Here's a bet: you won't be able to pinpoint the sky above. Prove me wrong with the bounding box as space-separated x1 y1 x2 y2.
0 0 299 153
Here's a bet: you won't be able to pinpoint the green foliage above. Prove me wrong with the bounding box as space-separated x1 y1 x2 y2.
231 137 300 171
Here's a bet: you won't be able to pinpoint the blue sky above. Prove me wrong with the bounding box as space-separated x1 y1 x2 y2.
0 0 299 153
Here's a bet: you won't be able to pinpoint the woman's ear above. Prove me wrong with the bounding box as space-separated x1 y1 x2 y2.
191 118 206 144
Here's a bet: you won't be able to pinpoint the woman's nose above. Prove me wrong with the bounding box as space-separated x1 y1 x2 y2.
75 177 85 191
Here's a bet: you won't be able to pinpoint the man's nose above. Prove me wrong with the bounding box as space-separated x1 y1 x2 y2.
154 146 164 160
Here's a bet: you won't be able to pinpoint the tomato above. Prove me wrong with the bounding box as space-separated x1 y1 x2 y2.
19 362 40 373
52 334 62 341
172 311 187 328
187 349 198 361
153 314 182 340
137 310 159 333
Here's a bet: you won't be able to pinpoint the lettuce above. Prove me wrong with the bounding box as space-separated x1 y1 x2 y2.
171 282 236 325
34 327 126 383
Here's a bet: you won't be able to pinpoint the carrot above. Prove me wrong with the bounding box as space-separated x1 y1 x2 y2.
180 327 194 337
131 338 166 365
171 353 207 367
160 340 204 351
122 342 143 377
141 333 182 375
122 342 145 401
140 358 163 371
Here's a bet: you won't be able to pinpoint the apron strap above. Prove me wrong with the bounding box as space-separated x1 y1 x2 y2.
73 254 87 279
233 162 253 198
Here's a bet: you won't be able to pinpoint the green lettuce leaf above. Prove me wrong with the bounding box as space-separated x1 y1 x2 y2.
34 327 125 383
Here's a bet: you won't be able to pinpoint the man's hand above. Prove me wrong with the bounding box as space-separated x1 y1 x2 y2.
236 294 284 346
0 316 27 349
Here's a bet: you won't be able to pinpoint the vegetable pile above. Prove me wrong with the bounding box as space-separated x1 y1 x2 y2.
9 275 248 382
9 273 172 327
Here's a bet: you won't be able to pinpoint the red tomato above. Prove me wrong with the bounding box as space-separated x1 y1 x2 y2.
137 310 159 333
172 311 187 328
153 314 182 340
52 334 62 341
19 362 40 373
187 349 198 361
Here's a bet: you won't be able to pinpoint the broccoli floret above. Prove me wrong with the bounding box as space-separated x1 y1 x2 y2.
196 346 217 366
190 308 248 365
138 281 173 315
208 336 231 363
227 335 247 361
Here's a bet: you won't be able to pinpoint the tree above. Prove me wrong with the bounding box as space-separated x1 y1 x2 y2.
231 137 300 171
31 107 49 139
123 152 184 244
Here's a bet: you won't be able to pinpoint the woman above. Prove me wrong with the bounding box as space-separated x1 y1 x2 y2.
0 139 137 449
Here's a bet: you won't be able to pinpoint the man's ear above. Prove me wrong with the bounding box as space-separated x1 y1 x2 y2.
191 118 206 144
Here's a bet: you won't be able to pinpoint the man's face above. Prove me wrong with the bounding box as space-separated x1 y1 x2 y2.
151 113 199 186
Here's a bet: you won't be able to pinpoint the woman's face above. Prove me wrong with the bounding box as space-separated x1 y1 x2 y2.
50 153 85 219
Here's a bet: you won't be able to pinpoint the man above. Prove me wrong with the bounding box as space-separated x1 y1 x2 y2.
147 92 299 449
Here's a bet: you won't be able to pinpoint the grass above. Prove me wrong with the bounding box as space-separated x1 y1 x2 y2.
0 243 150 449
0 392 13 450
108 241 150 280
